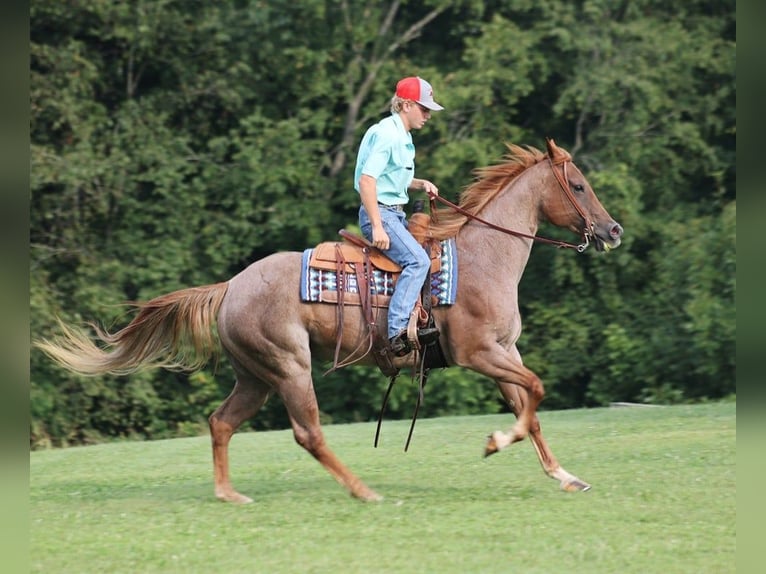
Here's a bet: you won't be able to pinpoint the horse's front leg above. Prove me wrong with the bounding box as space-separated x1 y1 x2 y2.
493 381 591 492
461 345 544 451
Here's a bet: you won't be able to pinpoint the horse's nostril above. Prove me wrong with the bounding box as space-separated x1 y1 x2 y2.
611 224 623 238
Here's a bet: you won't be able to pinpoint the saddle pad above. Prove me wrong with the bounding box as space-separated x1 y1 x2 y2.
300 238 458 306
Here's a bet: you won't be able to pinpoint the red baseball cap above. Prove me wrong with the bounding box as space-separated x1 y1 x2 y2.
395 76 444 111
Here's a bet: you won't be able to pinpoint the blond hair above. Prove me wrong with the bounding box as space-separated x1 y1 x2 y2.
390 95 407 114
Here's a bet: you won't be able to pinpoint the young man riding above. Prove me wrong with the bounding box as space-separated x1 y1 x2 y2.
354 76 444 356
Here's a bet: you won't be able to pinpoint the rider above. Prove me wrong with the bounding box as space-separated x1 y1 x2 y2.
354 76 443 356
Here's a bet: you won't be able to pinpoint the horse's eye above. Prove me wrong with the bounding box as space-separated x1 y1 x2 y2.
573 184 584 193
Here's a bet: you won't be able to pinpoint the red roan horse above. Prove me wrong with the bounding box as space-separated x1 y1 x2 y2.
36 139 623 503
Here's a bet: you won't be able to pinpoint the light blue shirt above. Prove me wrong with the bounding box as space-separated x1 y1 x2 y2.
354 113 415 205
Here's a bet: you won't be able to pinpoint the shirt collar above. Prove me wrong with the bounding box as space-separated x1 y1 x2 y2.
390 112 411 139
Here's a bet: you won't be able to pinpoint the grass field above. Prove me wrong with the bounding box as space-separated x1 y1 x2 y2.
30 402 735 573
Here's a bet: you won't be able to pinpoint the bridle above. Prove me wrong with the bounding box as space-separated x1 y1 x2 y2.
547 155 596 252
429 155 595 253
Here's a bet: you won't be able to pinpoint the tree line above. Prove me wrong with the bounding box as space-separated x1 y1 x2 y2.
30 0 736 448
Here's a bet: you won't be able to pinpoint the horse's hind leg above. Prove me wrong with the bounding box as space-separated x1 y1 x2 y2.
493 382 591 492
209 376 272 503
279 372 383 502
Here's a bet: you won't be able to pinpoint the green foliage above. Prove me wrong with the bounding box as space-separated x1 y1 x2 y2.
30 0 735 447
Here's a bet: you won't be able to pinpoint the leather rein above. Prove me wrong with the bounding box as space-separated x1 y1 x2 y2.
429 157 595 253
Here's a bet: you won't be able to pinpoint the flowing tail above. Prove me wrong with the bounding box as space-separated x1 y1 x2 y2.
34 282 230 376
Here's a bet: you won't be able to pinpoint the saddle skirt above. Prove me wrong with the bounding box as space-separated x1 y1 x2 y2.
299 235 458 308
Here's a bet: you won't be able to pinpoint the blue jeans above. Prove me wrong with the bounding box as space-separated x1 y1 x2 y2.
359 205 431 340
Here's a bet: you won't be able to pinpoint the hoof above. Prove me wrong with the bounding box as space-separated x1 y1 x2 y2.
484 434 499 458
216 491 254 504
561 479 591 493
355 490 384 502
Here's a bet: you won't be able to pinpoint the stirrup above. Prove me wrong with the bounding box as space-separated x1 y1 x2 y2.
389 332 412 357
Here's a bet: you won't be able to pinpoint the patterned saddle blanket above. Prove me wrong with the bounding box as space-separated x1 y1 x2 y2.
299 237 458 307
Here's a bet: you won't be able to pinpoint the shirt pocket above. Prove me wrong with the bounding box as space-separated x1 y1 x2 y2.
391 142 415 173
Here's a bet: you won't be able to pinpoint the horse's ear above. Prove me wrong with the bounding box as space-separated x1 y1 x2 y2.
546 137 567 163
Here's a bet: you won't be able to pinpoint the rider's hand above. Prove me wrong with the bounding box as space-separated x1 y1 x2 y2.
371 226 390 250
422 179 439 199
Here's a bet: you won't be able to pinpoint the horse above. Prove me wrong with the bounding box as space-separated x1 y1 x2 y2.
35 138 623 503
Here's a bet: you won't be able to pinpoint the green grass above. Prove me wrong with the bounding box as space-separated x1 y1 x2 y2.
30 403 735 574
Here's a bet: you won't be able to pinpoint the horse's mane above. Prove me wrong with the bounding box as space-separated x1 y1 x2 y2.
429 144 563 241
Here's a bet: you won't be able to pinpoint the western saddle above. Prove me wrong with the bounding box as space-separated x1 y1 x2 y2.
308 209 442 377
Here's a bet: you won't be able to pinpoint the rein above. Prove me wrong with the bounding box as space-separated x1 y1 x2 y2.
429 157 594 253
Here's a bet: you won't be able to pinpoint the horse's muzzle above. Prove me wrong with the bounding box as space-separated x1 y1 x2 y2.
593 221 623 252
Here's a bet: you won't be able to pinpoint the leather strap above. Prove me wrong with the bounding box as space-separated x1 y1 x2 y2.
330 244 347 370
325 241 398 377
428 152 594 252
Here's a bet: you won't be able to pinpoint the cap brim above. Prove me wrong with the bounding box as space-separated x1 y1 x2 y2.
419 100 444 111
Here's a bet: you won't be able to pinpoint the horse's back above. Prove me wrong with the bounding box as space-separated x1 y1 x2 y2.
225 251 303 306
218 251 338 358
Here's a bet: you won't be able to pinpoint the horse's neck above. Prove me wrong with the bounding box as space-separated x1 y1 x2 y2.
457 175 540 286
